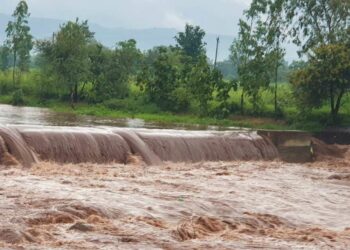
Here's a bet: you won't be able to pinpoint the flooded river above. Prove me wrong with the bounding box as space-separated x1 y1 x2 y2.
1 104 350 249
0 104 238 130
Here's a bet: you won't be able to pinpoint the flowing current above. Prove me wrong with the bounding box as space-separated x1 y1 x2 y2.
1 104 350 249
0 104 279 166
0 125 279 167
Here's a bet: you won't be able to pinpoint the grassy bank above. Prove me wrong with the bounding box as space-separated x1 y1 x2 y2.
1 72 349 131
0 92 293 130
40 100 294 130
0 92 342 131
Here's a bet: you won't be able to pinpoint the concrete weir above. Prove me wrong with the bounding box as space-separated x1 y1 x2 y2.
258 130 313 163
0 125 281 167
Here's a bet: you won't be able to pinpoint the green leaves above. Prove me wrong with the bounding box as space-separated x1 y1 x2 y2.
175 24 206 61
36 19 94 102
5 0 33 84
0 46 10 71
230 14 276 114
291 43 350 122
276 0 349 53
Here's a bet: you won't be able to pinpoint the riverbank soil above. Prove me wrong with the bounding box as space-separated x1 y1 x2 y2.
1 154 350 249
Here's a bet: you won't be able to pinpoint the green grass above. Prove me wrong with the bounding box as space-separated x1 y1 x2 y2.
47 101 292 130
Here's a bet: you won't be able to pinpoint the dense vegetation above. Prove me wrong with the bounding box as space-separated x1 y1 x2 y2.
0 0 349 130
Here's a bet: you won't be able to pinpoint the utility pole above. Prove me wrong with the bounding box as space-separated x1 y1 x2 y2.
214 36 220 68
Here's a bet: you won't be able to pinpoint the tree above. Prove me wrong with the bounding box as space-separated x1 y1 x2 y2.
267 0 349 54
5 0 33 85
291 44 350 123
246 0 287 116
264 0 286 116
138 47 177 110
137 46 189 111
87 40 142 102
175 24 206 60
0 46 10 71
230 18 272 114
188 56 218 115
37 19 94 104
115 39 142 76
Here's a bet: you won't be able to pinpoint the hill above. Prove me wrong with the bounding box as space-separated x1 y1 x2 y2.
0 13 233 61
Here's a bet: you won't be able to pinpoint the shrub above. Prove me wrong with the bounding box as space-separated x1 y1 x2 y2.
11 89 25 106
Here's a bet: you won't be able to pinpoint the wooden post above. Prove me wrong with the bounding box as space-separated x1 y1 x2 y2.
214 36 219 68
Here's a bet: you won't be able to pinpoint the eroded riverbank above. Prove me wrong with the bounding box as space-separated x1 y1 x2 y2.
1 159 350 249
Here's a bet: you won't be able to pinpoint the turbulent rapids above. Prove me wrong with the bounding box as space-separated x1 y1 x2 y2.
0 125 279 167
1 123 350 249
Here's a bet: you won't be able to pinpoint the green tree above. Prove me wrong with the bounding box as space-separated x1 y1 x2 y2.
188 56 217 115
87 41 141 102
37 19 94 104
138 47 177 110
291 44 350 123
115 39 142 76
267 0 349 54
0 46 10 71
5 0 33 85
246 0 287 116
230 18 271 114
137 47 189 111
175 24 206 60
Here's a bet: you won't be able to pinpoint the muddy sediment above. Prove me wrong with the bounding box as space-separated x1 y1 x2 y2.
1 159 350 249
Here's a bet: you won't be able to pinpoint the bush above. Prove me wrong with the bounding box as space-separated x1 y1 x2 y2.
0 71 14 95
103 97 161 114
11 89 25 106
169 87 190 112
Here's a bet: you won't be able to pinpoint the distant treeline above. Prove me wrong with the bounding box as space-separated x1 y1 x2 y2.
0 0 349 125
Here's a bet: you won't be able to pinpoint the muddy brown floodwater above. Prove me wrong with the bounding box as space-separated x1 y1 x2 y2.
1 104 350 249
0 104 241 130
1 157 350 249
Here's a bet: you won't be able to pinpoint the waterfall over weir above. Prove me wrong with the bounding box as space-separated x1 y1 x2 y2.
0 125 279 167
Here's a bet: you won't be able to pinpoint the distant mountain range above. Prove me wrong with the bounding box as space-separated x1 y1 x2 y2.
0 13 234 61
0 13 299 62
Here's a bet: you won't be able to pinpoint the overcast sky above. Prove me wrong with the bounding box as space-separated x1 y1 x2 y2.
1 0 251 35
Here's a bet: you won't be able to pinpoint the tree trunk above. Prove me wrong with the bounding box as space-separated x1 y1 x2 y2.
274 62 278 117
80 82 87 97
330 84 335 123
12 50 16 86
240 90 244 115
70 87 75 109
73 83 78 103
332 89 345 123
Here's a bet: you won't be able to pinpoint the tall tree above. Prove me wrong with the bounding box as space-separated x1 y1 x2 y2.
188 55 218 116
247 0 287 116
137 46 190 112
291 43 350 123
137 47 178 110
270 0 349 54
230 17 271 114
265 0 285 116
37 19 94 105
5 0 33 85
175 24 206 60
115 39 142 76
0 46 10 71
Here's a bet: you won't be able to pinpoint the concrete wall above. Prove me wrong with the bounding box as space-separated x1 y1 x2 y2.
258 130 313 163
